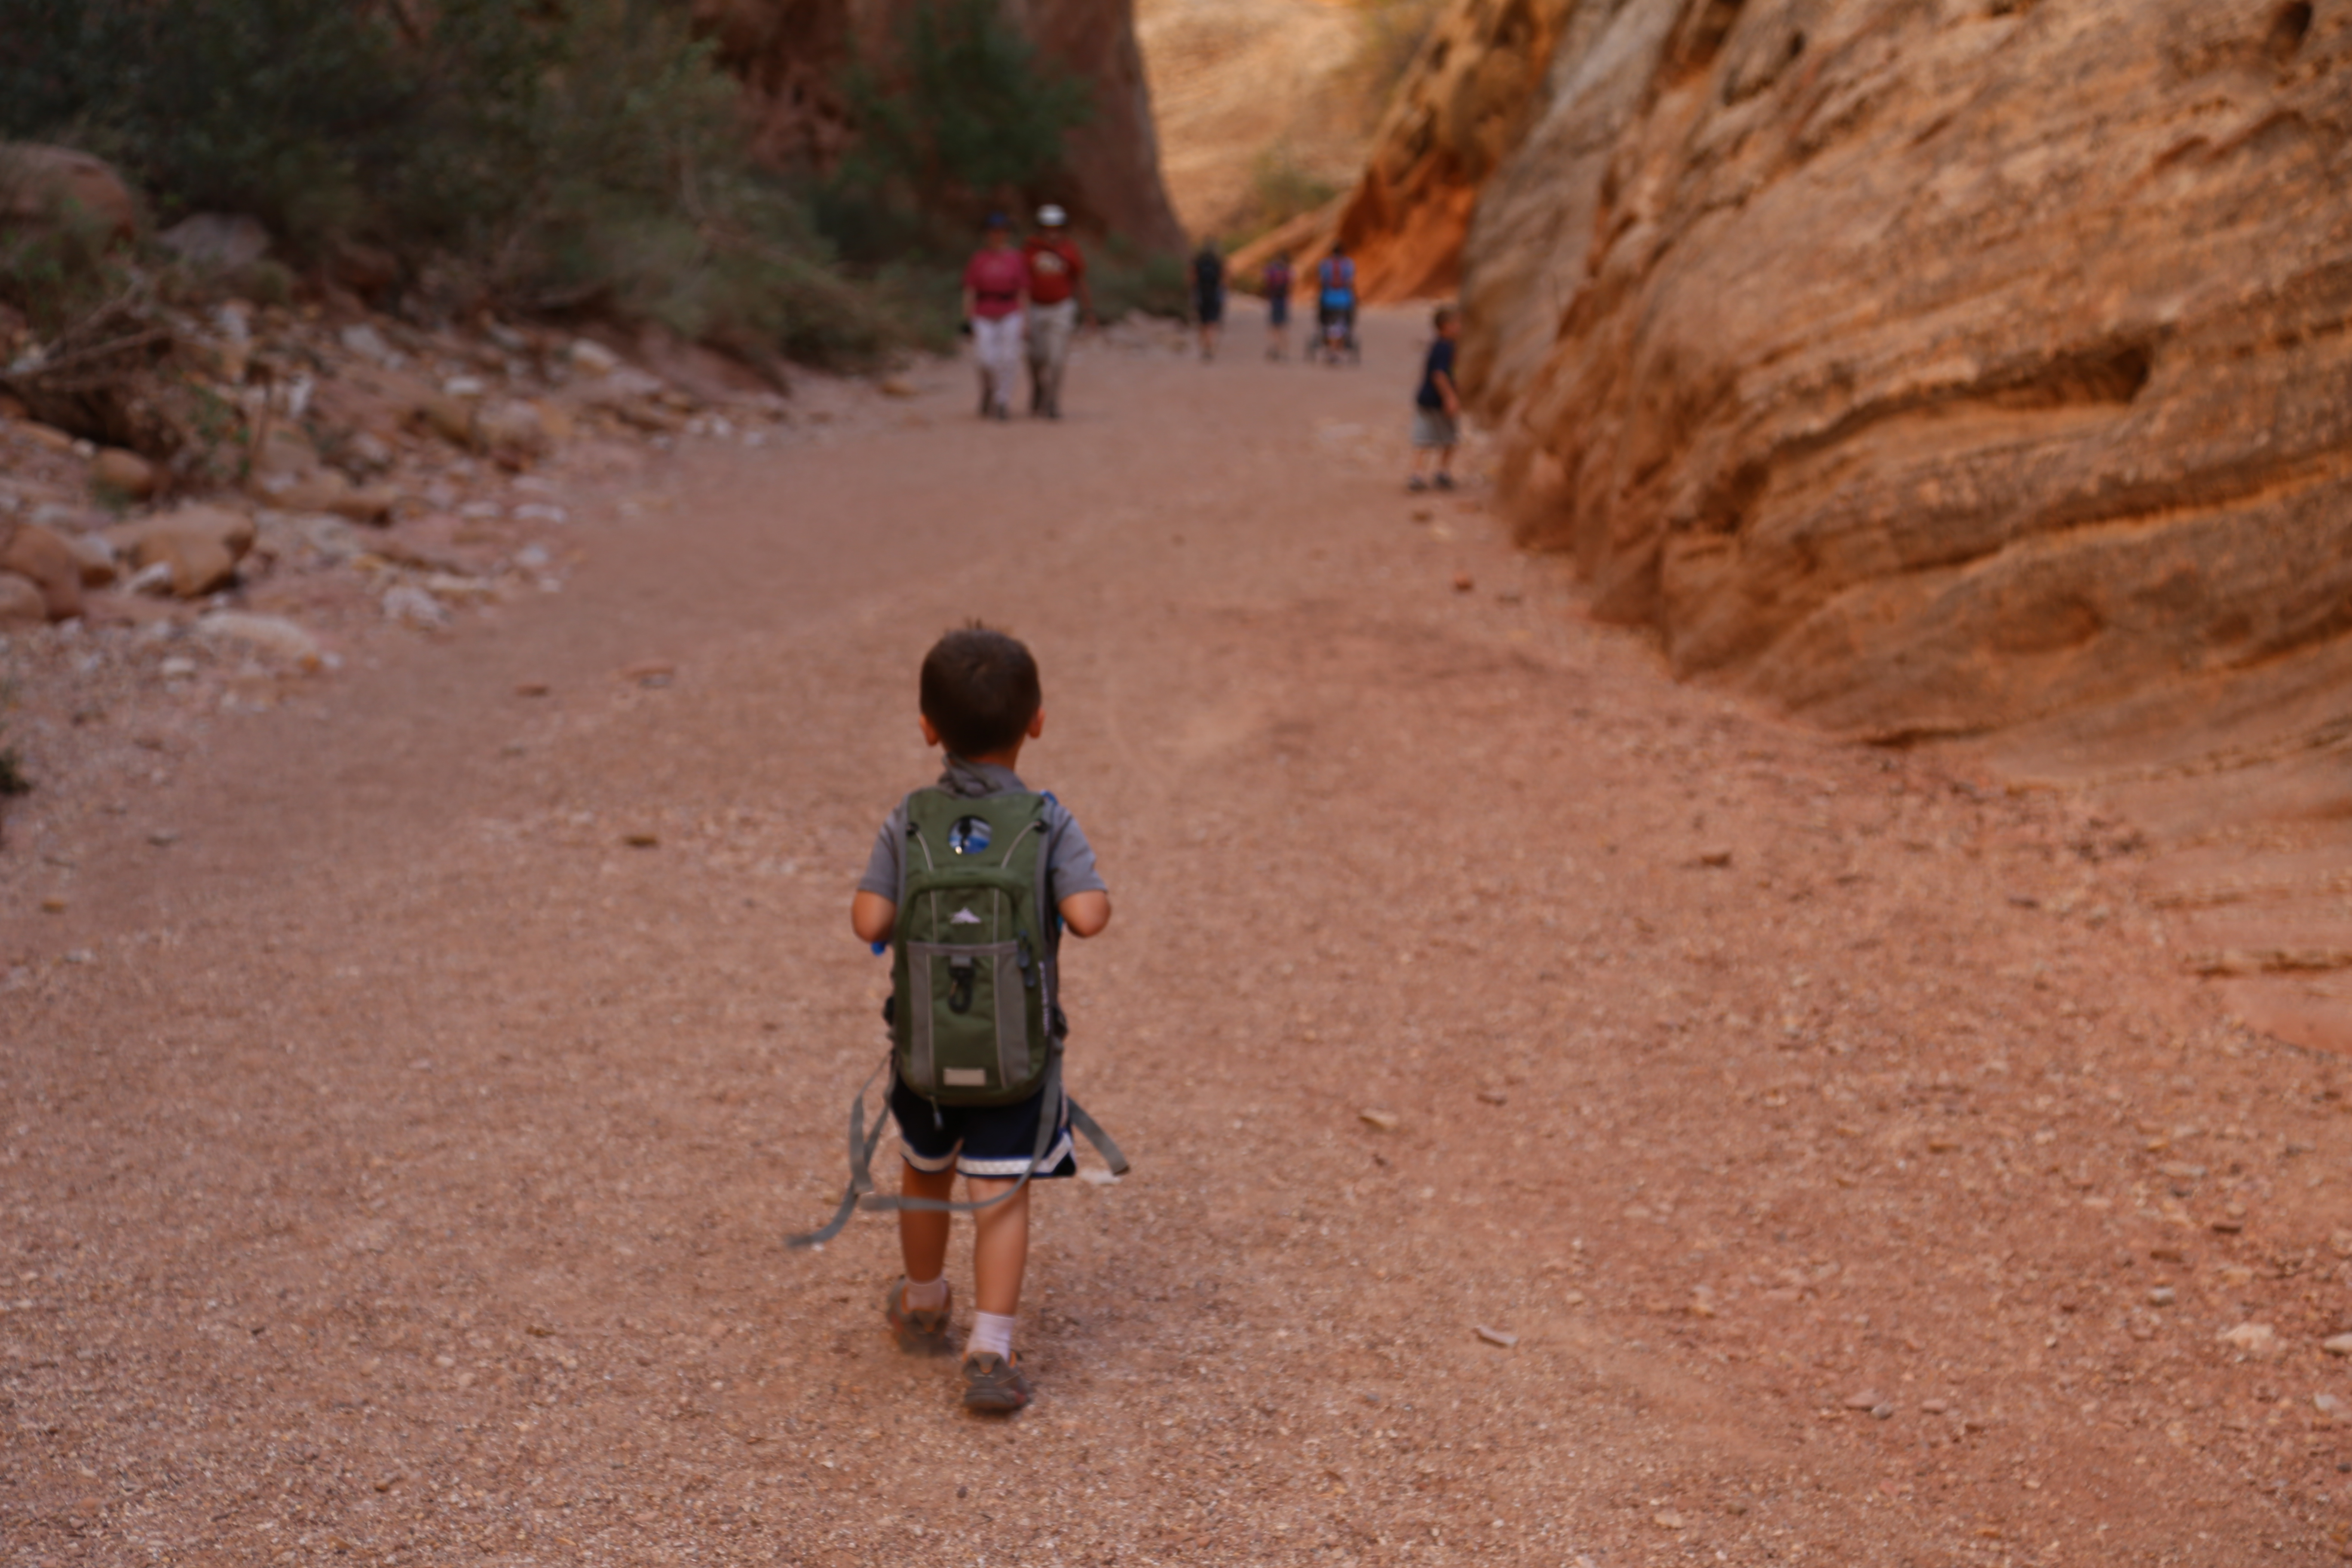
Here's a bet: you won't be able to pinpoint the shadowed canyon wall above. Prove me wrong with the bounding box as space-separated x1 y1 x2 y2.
694 0 1184 247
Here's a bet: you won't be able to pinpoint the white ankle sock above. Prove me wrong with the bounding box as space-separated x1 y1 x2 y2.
966 1310 1016 1361
903 1276 948 1312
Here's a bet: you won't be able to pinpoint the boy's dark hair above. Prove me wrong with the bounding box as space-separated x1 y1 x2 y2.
921 624 1041 758
1433 303 1458 329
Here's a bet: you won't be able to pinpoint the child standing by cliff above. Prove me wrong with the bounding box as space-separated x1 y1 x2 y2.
1408 304 1463 491
848 625 1112 1412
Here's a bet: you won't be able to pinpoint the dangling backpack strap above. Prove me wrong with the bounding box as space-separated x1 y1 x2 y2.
787 1050 896 1250
787 1049 1132 1248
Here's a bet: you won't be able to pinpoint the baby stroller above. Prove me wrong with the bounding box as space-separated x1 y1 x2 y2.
1306 297 1359 365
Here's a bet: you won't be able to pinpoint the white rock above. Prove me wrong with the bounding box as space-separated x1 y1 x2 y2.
2217 1322 2276 1352
197 612 324 670
382 583 451 630
2323 1333 2352 1357
569 339 622 377
337 323 399 366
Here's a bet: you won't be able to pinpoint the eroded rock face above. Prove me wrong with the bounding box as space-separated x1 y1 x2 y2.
1444 0 2352 749
1331 0 1579 301
695 0 1184 248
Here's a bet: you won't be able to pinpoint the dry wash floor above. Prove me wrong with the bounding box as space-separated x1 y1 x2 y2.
4 311 2350 1566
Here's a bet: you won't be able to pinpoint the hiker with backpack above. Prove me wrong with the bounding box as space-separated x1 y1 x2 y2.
1191 239 1226 361
1315 242 1358 364
1263 250 1294 361
962 213 1029 420
837 625 1117 1413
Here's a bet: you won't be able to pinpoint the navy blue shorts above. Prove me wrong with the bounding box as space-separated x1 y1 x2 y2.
891 1075 1076 1181
1269 296 1289 327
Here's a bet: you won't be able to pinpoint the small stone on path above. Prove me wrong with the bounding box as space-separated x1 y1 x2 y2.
1475 1325 1518 1348
1359 1109 1400 1131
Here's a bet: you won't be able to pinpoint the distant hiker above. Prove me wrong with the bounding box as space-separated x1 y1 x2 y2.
1263 250 1294 361
1315 242 1358 364
848 625 1116 1414
1191 239 1225 361
1407 303 1463 492
1023 204 1091 420
963 213 1029 420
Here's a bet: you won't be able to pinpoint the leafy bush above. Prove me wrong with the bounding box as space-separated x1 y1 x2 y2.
1091 242 1191 322
0 0 896 365
819 0 1095 264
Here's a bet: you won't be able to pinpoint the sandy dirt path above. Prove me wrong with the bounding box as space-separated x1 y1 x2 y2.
3 311 2350 1567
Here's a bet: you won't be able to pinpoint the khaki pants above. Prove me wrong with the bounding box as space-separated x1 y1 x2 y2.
1025 299 1078 414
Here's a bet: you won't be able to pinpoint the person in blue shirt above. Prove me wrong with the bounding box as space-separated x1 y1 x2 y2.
1408 303 1462 491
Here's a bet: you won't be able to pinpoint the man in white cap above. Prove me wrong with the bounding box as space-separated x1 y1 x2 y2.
1021 204 1092 419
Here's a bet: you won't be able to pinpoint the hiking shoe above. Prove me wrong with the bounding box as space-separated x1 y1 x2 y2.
1406 474 1430 493
960 1350 1032 1413
1433 472 1457 491
884 1277 954 1356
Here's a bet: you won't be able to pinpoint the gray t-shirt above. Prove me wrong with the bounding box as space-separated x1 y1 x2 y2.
858 759 1108 937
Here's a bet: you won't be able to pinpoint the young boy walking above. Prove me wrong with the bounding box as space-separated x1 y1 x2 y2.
1408 304 1463 491
849 625 1112 1412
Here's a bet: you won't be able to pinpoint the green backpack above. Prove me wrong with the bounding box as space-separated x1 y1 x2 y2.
787 786 1129 1250
891 787 1059 1106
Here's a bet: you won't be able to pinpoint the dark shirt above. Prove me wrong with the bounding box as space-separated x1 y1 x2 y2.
1192 250 1224 299
1417 338 1458 411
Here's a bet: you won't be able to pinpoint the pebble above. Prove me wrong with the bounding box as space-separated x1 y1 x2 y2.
1475 1325 1519 1348
1842 1389 1885 1411
2322 1334 2352 1357
2216 1322 2275 1352
147 830 178 847
1452 573 1474 593
40 896 64 914
1359 1109 1400 1132
623 831 660 848
2147 1286 2175 1307
1476 1088 1508 1105
1919 1398 1950 1415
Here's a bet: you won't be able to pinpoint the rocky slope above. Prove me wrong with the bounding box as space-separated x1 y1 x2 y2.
699 0 1185 247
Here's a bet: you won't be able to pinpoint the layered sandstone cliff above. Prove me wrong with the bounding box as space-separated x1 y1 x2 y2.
1465 0 2349 751
694 0 1184 247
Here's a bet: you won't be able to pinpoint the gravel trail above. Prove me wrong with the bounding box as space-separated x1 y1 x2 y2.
3 311 2348 1566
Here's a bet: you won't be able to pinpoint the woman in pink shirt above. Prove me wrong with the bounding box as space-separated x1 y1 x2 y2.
962 214 1030 421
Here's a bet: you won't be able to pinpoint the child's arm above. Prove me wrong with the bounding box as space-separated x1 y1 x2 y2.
1059 890 1111 938
851 891 895 944
1436 368 1461 418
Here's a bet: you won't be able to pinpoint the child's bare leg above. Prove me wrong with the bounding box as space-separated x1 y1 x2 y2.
966 1176 1030 1316
899 1162 956 1283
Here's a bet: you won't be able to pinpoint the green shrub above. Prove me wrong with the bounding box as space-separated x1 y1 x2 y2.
819 0 1095 264
1091 242 1190 321
0 0 898 366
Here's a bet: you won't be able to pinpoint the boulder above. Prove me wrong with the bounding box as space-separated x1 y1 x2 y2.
132 531 238 598
90 447 158 501
0 144 138 242
0 524 86 620
157 213 272 272
472 399 554 467
59 531 117 587
0 572 46 630
112 505 256 598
